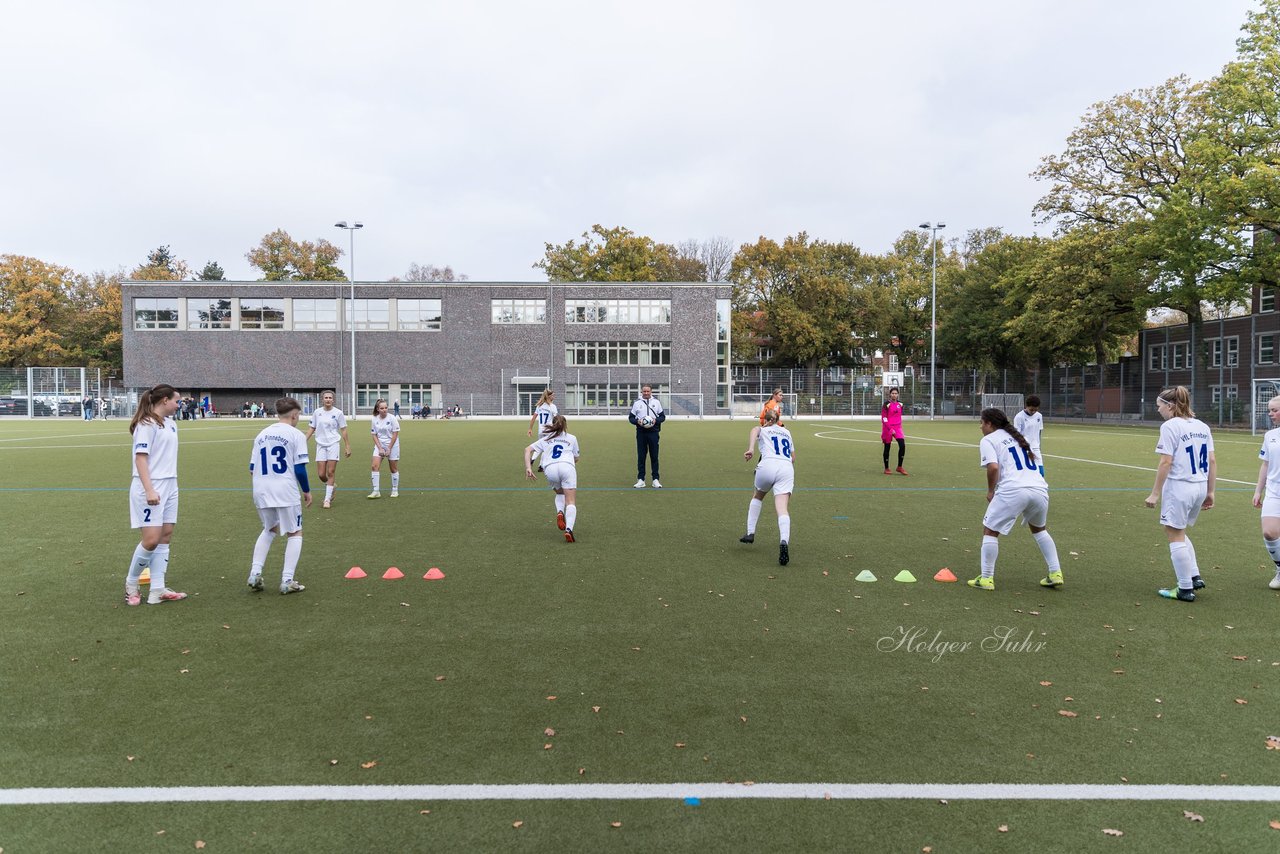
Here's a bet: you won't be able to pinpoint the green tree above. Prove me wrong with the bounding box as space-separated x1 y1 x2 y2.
62 270 124 373
132 245 190 281
535 225 706 282
246 229 346 281
729 233 871 369
195 261 226 281
0 255 76 366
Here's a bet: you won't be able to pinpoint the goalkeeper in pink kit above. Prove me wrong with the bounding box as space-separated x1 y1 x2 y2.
881 387 907 475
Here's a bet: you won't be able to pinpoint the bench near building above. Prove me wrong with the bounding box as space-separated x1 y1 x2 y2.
121 280 732 418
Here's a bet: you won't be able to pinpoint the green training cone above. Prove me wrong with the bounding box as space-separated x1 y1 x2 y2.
855 570 878 582
894 570 918 583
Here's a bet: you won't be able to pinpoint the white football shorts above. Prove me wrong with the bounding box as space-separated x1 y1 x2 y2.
543 461 577 491
983 487 1049 535
754 459 795 496
373 441 400 462
1159 479 1206 530
130 477 179 528
315 443 342 463
1261 495 1280 519
257 504 303 535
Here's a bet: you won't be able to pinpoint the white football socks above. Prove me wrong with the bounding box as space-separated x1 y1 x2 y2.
778 514 790 544
555 494 566 513
1033 530 1060 571
981 535 999 578
127 544 153 586
325 484 334 502
251 530 276 578
565 504 577 530
282 536 302 584
391 473 399 492
1169 541 1195 590
372 472 381 491
746 498 762 536
150 543 170 590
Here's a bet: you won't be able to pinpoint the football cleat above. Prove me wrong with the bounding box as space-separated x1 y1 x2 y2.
557 511 566 531
390 489 399 498
1191 574 1205 590
248 573 264 592
280 580 306 595
124 587 141 607
1039 571 1064 589
366 491 380 499
883 468 892 475
1158 587 1195 602
147 588 188 605
322 498 331 509
896 466 909 476
739 533 755 544
967 576 995 591
564 528 575 543
778 541 789 566
1270 573 1280 590
652 479 662 489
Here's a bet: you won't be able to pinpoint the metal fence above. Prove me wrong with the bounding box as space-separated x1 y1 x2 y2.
0 367 134 418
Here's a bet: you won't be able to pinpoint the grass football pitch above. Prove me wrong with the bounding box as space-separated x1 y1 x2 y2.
3 415 1279 851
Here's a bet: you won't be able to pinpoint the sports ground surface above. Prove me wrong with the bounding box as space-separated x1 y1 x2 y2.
3 415 1279 851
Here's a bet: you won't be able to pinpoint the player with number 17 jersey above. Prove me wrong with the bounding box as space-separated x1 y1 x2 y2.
250 422 310 509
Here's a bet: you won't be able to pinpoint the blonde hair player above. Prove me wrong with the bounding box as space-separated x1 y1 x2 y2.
248 397 312 594
740 407 796 566
968 408 1062 591
305 390 351 509
124 384 187 606
1145 386 1215 602
368 398 401 498
1251 395 1280 590
759 388 784 426
524 414 582 542
528 388 558 437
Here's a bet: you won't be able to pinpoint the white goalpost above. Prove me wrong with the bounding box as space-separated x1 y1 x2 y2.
1251 379 1280 435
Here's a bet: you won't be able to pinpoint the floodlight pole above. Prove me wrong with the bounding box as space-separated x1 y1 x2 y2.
335 221 363 414
919 221 946 420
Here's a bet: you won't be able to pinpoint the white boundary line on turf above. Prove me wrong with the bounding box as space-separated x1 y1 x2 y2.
809 425 1256 486
5 783 1280 804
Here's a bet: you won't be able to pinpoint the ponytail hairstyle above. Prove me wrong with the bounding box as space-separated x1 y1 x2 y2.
882 386 900 414
536 388 555 407
762 407 781 426
1157 385 1194 419
541 413 568 440
980 407 1036 466
130 384 179 434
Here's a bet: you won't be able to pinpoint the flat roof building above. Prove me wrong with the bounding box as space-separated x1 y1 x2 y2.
122 280 732 417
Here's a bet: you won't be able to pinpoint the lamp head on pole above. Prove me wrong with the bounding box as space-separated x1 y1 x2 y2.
334 221 347 228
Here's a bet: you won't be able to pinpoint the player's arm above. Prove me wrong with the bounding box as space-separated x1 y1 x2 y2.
628 405 639 426
744 426 760 460
985 462 999 502
389 429 400 452
135 452 159 504
304 425 316 440
371 426 385 455
654 407 665 426
294 461 312 507
1204 451 1217 509
1254 460 1269 508
528 412 538 436
340 426 351 457
1145 455 1173 507
524 444 537 479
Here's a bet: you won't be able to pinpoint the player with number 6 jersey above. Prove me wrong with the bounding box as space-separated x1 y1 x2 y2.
1145 385 1215 602
524 414 581 542
969 407 1062 592
740 408 796 566
248 397 312 595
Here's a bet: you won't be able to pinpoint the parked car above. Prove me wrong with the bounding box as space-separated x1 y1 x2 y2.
0 398 53 416
58 400 82 416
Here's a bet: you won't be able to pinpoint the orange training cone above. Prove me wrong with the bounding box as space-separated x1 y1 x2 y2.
933 568 957 582
382 567 405 580
423 567 445 580
345 566 367 579
138 568 151 585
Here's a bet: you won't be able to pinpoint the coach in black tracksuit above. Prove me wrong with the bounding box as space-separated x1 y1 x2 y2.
628 385 666 489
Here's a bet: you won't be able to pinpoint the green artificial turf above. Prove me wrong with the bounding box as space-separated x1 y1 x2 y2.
2 416 1278 851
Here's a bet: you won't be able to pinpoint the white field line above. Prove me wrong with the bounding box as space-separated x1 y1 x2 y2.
0 438 247 451
807 424 1256 486
4 783 1280 805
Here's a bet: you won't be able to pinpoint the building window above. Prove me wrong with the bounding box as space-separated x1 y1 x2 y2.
1149 344 1166 371
1263 289 1276 313
492 299 546 324
134 298 180 330
348 299 390 331
565 341 670 367
564 299 671 324
397 299 442 331
1259 334 1277 365
717 297 731 408
187 298 231 330
398 384 433 408
239 298 285 330
1208 336 1239 368
564 383 669 410
294 298 338 331
756 347 774 362
1170 342 1188 370
1211 385 1238 404
357 384 390 409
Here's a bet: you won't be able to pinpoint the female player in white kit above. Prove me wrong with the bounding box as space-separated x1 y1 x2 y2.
740 407 795 566
969 408 1063 591
1144 385 1215 602
524 414 581 542
527 388 558 437
1252 395 1280 590
124 384 187 606
305 390 350 508
368 398 401 498
248 397 312 594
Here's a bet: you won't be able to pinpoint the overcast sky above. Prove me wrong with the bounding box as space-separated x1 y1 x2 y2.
1 0 1259 282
